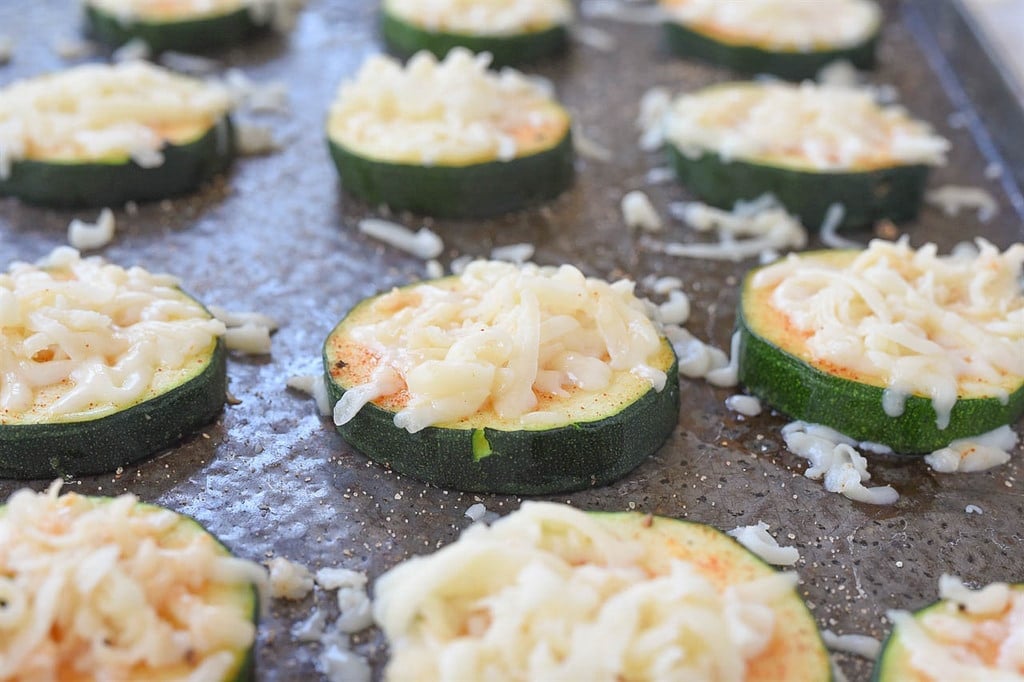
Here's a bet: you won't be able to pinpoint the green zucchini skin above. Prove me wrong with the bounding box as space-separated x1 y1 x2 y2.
663 21 878 81
84 4 264 53
0 117 234 208
737 280 1024 453
380 11 568 67
327 130 574 219
0 340 227 479
322 348 680 495
667 145 930 229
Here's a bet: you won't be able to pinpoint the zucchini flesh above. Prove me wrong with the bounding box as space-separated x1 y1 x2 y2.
736 252 1024 453
322 290 680 494
0 338 227 479
666 145 930 229
380 10 568 67
663 20 878 81
0 116 234 207
85 3 264 52
327 128 574 218
873 585 1024 682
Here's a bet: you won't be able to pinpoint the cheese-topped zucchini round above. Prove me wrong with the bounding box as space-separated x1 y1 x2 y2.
659 0 882 80
737 238 1024 453
381 0 572 67
326 49 574 219
0 483 261 680
323 260 679 494
0 247 228 479
664 81 949 229
874 577 1024 681
84 0 275 52
0 62 234 207
374 501 830 680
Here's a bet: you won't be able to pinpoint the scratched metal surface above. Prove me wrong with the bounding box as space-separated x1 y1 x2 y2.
0 1 1022 680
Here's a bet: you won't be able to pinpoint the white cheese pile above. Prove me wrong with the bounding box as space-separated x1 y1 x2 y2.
664 81 950 170
333 260 668 432
385 0 572 35
0 247 226 424
756 237 1024 431
924 425 1018 473
0 61 232 177
375 501 799 681
327 48 568 165
0 482 265 680
660 0 881 50
886 576 1024 679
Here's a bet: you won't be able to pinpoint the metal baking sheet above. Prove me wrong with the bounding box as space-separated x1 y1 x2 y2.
1 1 1022 680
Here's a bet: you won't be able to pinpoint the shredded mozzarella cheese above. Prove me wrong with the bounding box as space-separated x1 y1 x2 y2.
0 482 263 680
0 247 225 424
327 49 568 165
0 62 231 174
331 260 668 433
727 521 799 566
660 0 881 50
385 0 571 35
664 81 949 171
755 238 1024 431
375 501 799 681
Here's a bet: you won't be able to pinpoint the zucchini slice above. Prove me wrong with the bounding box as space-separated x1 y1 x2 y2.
663 81 948 229
0 484 259 680
874 581 1024 681
326 49 574 218
736 241 1024 453
374 502 831 680
659 0 881 80
0 248 228 479
84 0 265 53
380 0 571 67
323 261 679 494
0 62 234 208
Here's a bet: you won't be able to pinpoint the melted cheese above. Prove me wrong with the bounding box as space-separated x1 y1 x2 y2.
327 49 570 165
664 81 949 171
87 0 246 21
0 247 226 425
887 578 1024 679
385 0 572 35
0 61 231 172
659 0 881 50
374 501 798 681
0 482 264 681
330 260 669 433
753 238 1024 431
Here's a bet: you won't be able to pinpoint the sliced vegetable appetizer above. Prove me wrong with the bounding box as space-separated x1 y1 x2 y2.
0 247 228 479
381 0 572 67
659 0 882 80
374 501 831 680
323 260 679 494
663 81 949 229
0 482 262 680
0 62 234 207
737 238 1024 453
326 49 574 219
875 576 1024 681
83 0 278 52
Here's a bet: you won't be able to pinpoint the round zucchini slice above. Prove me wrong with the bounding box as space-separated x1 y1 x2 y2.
0 248 228 479
374 502 831 680
0 62 234 208
0 484 259 680
84 0 266 53
736 241 1024 453
663 81 949 229
323 261 679 494
659 0 882 80
326 49 574 219
380 0 571 67
874 581 1024 681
